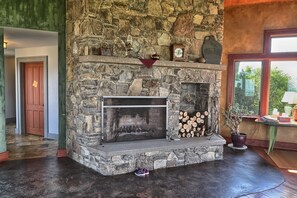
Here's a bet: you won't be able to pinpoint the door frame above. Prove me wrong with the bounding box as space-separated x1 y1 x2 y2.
16 56 49 138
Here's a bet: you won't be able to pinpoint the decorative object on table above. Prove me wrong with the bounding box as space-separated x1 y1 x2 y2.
277 116 291 122
150 53 160 60
272 108 279 116
172 44 187 61
202 35 222 64
294 105 297 121
281 91 293 116
292 92 297 121
139 59 156 68
281 91 297 121
222 104 247 148
260 115 278 123
100 42 112 56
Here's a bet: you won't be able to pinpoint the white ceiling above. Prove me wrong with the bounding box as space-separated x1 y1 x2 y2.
3 27 58 56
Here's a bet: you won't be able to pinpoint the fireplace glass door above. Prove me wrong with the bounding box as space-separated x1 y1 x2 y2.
102 96 167 143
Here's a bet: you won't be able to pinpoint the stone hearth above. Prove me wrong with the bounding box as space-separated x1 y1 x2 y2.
86 136 225 175
67 55 226 175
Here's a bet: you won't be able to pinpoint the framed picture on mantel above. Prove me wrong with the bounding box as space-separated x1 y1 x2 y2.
172 44 187 62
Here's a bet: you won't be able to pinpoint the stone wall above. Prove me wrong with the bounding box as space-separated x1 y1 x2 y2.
66 0 224 62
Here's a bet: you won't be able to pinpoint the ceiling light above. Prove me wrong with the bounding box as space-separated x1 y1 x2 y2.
3 42 7 49
288 169 297 174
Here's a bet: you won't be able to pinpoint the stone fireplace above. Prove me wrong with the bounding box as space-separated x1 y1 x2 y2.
66 0 225 176
66 55 226 175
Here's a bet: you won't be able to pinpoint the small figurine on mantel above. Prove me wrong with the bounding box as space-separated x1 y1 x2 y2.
197 57 206 63
100 42 112 56
151 53 160 60
187 54 205 63
90 46 100 55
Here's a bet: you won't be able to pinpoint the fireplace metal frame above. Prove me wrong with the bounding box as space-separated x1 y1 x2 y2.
100 96 168 145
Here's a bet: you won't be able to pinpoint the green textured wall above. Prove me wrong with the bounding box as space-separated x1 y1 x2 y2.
0 0 64 31
0 0 66 150
0 29 6 153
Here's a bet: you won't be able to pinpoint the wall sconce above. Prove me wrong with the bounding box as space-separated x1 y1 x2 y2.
3 42 7 49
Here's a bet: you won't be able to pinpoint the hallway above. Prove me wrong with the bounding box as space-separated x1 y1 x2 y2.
6 122 57 160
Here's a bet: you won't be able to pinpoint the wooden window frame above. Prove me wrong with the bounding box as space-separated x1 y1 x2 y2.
227 28 297 117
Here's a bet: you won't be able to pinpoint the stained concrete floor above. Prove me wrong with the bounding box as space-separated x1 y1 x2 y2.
6 122 58 160
0 147 284 198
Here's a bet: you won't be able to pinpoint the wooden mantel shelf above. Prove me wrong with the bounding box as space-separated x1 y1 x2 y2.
79 55 227 71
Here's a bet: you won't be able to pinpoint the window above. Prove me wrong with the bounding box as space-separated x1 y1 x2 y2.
234 61 262 116
228 28 297 117
271 37 297 53
269 61 297 114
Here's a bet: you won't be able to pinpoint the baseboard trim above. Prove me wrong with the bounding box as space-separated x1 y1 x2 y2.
0 151 9 162
223 136 297 151
56 149 67 158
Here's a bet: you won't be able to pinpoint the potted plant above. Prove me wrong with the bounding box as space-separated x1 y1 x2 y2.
222 104 247 148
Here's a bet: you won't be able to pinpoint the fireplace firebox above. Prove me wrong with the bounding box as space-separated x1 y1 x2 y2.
101 96 168 143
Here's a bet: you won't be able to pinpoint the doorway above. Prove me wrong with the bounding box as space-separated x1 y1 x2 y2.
6 56 59 160
16 57 49 138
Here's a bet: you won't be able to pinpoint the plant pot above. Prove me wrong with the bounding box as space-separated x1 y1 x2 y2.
231 133 247 148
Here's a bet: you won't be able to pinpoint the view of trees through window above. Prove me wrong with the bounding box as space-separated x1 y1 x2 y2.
269 61 297 114
234 61 297 116
234 61 261 116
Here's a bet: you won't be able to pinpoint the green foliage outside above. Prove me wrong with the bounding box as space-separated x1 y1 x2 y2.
269 68 291 114
234 65 292 116
234 66 261 115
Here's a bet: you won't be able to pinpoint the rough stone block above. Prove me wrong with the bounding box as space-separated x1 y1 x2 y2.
154 159 167 169
145 151 160 157
127 79 142 96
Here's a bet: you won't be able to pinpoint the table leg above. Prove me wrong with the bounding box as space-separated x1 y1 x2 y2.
267 126 278 154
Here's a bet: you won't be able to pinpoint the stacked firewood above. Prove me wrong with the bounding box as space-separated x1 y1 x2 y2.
178 111 208 138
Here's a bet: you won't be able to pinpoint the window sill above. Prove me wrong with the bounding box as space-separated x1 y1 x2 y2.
242 116 260 121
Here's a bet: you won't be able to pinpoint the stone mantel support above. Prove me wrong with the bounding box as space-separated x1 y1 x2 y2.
79 55 227 71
